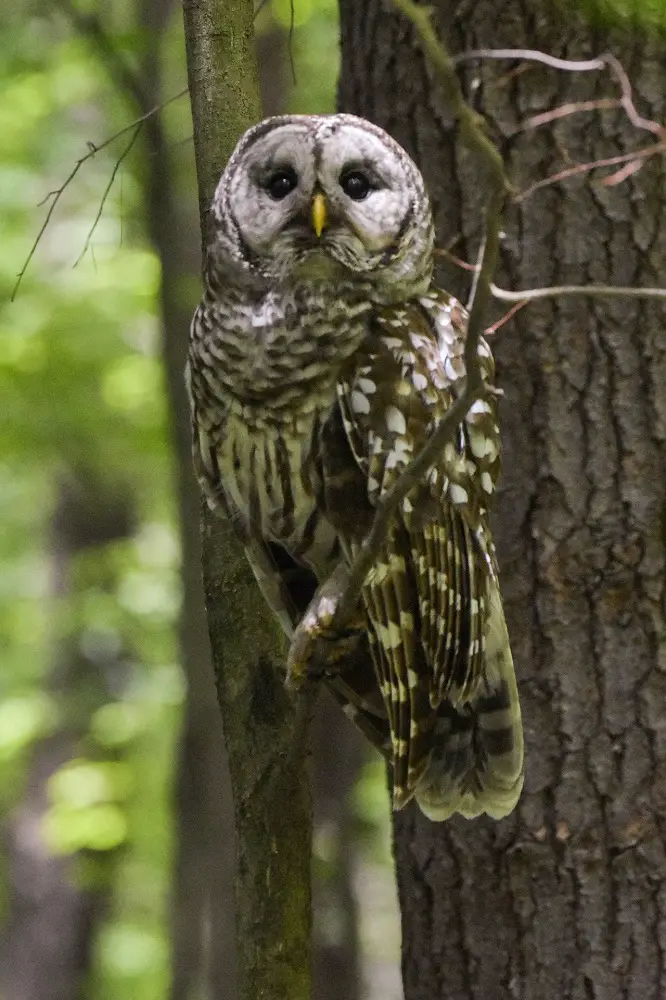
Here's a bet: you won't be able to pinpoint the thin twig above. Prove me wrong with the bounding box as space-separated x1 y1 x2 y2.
330 0 507 626
11 88 187 300
288 0 297 85
333 380 490 624
513 98 622 135
491 283 666 302
453 49 609 73
434 247 479 272
485 299 529 335
74 123 142 266
515 142 666 202
454 47 665 140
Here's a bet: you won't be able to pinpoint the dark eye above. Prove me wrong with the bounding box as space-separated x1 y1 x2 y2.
265 167 298 200
340 169 372 201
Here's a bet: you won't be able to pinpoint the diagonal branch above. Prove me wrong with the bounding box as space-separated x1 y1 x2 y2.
11 87 187 300
329 0 508 627
515 142 666 202
453 47 665 139
73 123 143 266
491 283 666 302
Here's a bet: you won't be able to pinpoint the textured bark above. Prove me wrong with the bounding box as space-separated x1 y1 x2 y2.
136 3 238 996
338 3 666 999
182 3 313 999
61 2 239 992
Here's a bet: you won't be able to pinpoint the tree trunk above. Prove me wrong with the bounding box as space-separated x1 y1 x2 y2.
182 2 314 999
0 469 132 1000
135 2 239 996
338 3 666 998
311 699 363 1000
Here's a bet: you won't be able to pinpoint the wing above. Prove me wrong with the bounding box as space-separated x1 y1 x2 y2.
334 289 524 818
187 355 393 759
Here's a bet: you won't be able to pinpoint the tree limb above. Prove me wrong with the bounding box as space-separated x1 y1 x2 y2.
11 87 187 300
492 283 666 302
329 0 508 628
182 1 314 999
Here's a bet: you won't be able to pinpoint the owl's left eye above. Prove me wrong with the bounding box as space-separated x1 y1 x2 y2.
339 169 373 201
265 167 298 200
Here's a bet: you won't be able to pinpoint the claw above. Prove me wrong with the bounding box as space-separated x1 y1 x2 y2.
286 566 366 690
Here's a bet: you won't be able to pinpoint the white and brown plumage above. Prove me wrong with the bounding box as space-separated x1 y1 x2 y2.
187 114 524 820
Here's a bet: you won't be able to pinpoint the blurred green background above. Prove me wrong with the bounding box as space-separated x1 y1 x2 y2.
0 2 401 999
5 0 661 997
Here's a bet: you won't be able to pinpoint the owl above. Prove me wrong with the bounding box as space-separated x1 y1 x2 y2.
187 114 524 820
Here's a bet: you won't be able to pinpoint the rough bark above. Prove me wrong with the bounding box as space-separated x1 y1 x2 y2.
58 3 239 993
338 3 666 999
0 470 131 1000
182 2 313 999
135 3 238 996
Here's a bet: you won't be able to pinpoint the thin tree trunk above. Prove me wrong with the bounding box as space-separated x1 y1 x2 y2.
0 469 132 1000
135 3 238 996
58 3 240 992
312 699 363 1000
182 3 314 999
338 3 666 998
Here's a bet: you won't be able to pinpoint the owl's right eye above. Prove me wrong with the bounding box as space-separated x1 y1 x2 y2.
265 167 298 200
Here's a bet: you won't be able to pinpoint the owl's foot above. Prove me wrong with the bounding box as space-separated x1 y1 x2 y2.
286 565 366 690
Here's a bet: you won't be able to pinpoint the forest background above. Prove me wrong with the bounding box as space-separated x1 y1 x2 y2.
2 0 666 999
0 2 400 999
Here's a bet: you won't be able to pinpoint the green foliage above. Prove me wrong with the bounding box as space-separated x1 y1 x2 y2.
0 3 185 997
0 1 398 997
256 0 340 114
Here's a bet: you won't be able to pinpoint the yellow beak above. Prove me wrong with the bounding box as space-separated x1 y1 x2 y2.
312 192 327 238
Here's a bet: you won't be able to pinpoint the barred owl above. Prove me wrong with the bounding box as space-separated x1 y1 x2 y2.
187 114 524 820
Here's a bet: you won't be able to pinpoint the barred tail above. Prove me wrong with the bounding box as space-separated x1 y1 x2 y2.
415 579 524 821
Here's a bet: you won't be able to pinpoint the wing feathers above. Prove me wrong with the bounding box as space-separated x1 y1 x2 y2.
332 290 523 819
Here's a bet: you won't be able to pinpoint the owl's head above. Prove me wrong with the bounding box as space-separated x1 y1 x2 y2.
209 114 434 300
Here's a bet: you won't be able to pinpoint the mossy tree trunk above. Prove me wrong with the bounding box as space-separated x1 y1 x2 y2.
181 2 313 999
338 2 666 998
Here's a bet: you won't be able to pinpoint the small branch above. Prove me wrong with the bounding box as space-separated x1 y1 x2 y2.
330 0 507 626
11 88 187 300
491 283 666 302
333 380 489 625
453 47 665 140
484 299 529 335
389 1 507 340
514 142 666 203
453 48 608 73
434 246 479 272
513 98 622 135
73 123 142 266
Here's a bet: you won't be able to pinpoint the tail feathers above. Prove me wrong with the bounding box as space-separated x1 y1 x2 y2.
415 580 524 821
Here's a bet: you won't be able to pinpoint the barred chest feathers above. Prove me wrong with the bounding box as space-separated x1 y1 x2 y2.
188 278 373 576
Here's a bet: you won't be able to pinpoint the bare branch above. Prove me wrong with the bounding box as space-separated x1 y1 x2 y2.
73 123 143 266
484 299 529 335
454 47 665 140
329 0 507 627
491 283 666 302
288 0 297 85
513 98 622 135
11 87 187 300
514 142 666 202
453 48 609 73
434 246 480 272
